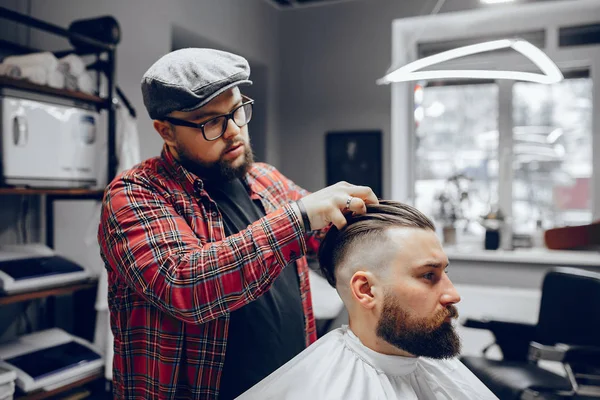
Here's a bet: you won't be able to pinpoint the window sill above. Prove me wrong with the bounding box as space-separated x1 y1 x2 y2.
444 245 600 267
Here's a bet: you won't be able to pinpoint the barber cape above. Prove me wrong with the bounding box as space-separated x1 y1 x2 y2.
237 326 498 400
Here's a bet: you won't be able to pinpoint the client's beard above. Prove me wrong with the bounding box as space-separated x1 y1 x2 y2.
376 291 461 359
176 140 254 182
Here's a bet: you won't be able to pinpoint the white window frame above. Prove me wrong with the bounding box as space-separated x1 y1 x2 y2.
390 0 600 222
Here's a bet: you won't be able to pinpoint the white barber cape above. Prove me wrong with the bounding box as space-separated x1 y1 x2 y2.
237 326 498 400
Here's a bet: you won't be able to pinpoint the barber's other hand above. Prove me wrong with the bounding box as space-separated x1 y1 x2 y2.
299 181 378 230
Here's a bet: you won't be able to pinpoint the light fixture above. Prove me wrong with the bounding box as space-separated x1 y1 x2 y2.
377 39 563 85
480 0 516 4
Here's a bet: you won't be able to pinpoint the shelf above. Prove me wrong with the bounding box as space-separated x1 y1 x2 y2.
0 279 98 305
445 246 600 267
15 371 104 400
0 187 105 199
0 76 105 106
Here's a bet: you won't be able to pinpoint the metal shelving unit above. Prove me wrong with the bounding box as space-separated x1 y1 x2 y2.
0 7 125 399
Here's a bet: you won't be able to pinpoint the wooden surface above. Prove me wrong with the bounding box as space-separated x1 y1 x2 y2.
0 76 104 105
0 187 105 199
0 280 98 306
15 372 104 400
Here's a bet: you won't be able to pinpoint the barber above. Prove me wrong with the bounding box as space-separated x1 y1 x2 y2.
98 48 378 400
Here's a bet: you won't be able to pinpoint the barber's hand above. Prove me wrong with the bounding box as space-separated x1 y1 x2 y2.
298 181 378 230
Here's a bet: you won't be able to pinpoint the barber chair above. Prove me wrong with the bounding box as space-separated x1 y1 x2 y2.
460 267 600 400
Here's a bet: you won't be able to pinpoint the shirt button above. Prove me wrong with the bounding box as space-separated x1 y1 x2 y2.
194 180 203 192
212 212 218 217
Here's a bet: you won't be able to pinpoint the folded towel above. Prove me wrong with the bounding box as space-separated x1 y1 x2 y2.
58 54 86 77
78 72 95 94
20 65 46 85
3 51 58 72
47 69 65 89
0 64 21 78
64 72 79 91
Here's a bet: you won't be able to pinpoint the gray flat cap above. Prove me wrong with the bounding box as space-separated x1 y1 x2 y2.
141 48 252 120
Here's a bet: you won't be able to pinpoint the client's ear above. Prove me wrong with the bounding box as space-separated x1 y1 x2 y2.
349 270 378 310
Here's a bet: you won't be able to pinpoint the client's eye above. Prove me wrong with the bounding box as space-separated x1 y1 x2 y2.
423 272 435 281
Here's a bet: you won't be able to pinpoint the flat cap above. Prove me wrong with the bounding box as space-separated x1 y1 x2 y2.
141 48 252 120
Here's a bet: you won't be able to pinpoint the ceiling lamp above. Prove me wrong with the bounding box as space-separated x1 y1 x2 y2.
377 39 563 85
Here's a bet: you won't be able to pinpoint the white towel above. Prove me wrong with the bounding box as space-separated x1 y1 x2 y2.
64 72 78 91
47 69 65 89
0 64 21 78
77 72 95 94
20 65 46 85
58 54 86 77
0 380 15 400
3 51 58 72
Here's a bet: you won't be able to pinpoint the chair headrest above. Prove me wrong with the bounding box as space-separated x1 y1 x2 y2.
536 267 600 346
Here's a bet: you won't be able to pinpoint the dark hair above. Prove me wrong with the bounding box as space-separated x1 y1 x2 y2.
317 200 435 288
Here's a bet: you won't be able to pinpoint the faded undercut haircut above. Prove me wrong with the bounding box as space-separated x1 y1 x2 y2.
318 200 436 288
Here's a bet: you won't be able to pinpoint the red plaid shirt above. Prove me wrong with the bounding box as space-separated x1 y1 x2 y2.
98 147 319 399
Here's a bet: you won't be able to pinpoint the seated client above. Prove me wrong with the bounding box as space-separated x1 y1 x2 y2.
237 200 497 399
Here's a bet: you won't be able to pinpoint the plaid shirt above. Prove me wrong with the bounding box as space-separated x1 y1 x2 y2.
98 147 319 399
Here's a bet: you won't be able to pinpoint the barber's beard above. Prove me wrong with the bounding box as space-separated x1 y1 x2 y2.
176 139 254 183
376 291 461 359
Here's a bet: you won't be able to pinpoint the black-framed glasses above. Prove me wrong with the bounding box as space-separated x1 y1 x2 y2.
163 95 254 141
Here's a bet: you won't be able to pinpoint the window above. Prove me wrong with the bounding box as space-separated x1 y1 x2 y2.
413 77 593 247
389 0 600 250
414 83 498 244
512 78 593 235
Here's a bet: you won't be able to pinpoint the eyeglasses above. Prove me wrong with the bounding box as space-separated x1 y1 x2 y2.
163 95 254 141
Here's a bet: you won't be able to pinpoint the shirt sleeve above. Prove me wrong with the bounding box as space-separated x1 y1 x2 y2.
98 174 308 325
263 165 328 256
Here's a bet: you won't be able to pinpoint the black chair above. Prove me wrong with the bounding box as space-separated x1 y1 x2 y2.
460 267 600 400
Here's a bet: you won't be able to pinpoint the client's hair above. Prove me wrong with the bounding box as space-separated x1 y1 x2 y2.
318 200 435 288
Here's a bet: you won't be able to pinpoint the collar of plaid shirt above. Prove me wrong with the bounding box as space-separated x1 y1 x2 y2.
100 145 318 400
